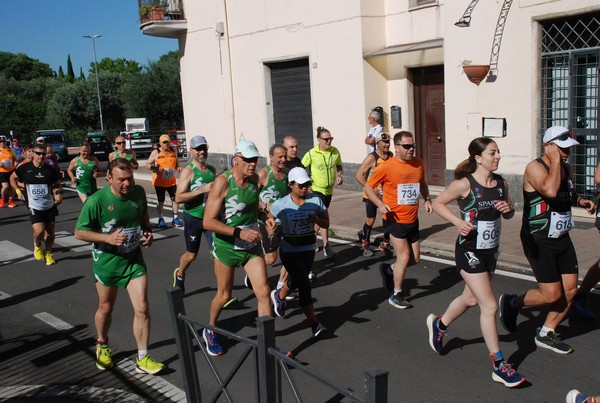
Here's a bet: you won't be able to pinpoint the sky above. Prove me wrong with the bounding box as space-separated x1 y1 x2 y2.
0 0 178 75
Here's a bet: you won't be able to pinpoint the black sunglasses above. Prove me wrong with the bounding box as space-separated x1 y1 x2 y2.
241 156 259 164
295 182 311 189
115 141 125 145
161 141 170 144
193 145 208 152
396 143 416 150
33 151 45 156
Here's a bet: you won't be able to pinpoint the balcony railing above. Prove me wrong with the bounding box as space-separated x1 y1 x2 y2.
138 0 187 38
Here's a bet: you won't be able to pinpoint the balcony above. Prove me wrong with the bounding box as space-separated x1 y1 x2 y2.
138 0 187 39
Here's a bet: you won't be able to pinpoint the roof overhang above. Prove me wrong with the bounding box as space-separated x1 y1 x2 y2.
363 38 444 59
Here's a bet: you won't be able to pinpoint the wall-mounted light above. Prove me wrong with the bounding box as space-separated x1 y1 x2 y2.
215 21 225 37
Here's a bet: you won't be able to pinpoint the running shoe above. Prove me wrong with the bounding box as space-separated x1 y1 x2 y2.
223 297 238 308
308 271 315 281
44 252 56 266
534 328 573 354
172 217 183 227
271 289 286 318
203 329 224 357
361 241 374 257
157 217 166 228
378 240 393 256
323 244 336 258
96 344 113 370
491 363 526 388
388 292 412 309
378 263 394 293
426 314 446 354
566 389 595 403
498 293 519 333
244 274 253 290
572 294 596 321
173 268 184 291
135 354 165 375
7 198 16 208
284 291 296 301
311 322 326 338
0 199 4 208
33 244 44 261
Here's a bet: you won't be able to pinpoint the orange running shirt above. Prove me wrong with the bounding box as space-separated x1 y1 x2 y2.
152 150 178 187
367 157 425 224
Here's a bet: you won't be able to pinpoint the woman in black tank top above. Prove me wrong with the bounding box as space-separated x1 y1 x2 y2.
428 138 526 387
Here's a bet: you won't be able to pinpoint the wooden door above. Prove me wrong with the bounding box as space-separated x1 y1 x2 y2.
413 66 446 186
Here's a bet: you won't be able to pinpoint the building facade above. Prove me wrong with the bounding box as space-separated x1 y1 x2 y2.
140 0 600 203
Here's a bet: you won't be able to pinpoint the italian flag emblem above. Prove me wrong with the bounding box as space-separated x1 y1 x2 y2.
530 201 548 217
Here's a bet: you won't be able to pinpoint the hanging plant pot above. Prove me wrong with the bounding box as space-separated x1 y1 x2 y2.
462 65 490 86
148 7 165 21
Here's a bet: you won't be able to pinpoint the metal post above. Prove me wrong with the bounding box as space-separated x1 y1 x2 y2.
364 368 388 403
166 288 202 403
256 316 276 403
82 34 104 131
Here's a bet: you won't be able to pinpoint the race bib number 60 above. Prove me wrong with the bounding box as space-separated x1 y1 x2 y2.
476 219 501 249
397 183 420 205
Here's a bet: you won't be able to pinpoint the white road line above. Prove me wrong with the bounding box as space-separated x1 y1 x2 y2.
53 231 92 253
33 312 74 331
0 240 35 265
117 359 186 402
0 291 12 300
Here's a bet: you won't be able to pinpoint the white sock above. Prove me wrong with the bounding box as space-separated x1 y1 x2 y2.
539 326 554 337
277 281 284 289
394 288 402 295
173 214 178 219
138 350 148 360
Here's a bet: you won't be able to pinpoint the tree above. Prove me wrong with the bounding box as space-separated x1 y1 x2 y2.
0 52 53 81
58 66 65 79
67 55 75 83
91 58 142 75
79 67 85 80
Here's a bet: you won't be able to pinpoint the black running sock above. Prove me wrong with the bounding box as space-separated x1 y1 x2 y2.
363 223 373 244
438 319 448 331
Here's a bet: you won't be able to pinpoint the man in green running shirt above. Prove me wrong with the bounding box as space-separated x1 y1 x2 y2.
75 158 164 375
202 139 274 356
108 135 139 169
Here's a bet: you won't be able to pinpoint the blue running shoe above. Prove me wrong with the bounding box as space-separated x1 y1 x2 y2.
311 322 326 338
172 217 183 227
271 289 286 318
157 217 166 228
491 363 526 388
203 329 224 356
566 389 593 403
426 314 446 354
572 294 596 321
389 292 412 309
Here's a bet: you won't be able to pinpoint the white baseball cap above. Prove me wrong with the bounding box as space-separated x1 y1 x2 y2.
234 140 260 158
543 126 579 148
288 167 312 184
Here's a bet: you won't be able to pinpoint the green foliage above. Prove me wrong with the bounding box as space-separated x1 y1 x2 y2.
0 52 53 81
67 55 75 83
58 66 65 79
79 67 85 80
90 58 142 75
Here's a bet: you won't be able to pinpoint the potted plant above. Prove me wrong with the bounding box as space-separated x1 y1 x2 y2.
461 60 490 86
140 2 165 22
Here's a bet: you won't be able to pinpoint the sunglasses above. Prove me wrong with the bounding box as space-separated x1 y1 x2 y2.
396 143 416 150
241 156 259 164
162 141 170 144
319 137 334 142
115 141 125 145
547 131 572 143
33 151 45 156
193 145 208 152
295 182 311 189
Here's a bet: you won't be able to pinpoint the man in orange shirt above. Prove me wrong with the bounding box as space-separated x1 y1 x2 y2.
365 131 433 309
146 134 182 228
0 136 17 208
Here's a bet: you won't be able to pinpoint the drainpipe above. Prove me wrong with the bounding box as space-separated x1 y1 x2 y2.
223 0 238 149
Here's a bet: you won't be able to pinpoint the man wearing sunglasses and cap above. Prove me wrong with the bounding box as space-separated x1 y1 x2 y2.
202 139 274 356
499 125 595 355
146 134 182 228
109 136 139 169
364 131 433 309
172 135 216 291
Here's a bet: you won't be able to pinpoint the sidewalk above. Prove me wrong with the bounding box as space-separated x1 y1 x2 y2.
132 165 600 279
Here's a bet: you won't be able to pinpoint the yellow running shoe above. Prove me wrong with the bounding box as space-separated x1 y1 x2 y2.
34 245 44 260
45 252 56 266
135 354 165 375
96 344 113 370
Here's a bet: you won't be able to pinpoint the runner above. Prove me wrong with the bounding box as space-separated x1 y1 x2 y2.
0 135 17 208
268 167 328 337
364 131 433 309
202 139 274 356
10 143 62 265
146 134 182 228
67 143 102 203
354 132 393 257
427 137 525 387
283 135 303 170
74 158 164 375
498 126 595 354
108 135 139 169
172 136 216 291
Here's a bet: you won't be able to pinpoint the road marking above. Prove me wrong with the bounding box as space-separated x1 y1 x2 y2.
117 359 186 402
0 240 35 265
0 291 12 300
34 312 74 331
53 231 92 252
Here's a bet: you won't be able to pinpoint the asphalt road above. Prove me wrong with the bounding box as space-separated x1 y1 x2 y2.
1 187 599 402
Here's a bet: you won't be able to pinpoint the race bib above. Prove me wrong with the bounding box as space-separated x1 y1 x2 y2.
162 168 175 179
117 226 141 254
28 184 49 201
283 211 313 235
476 219 501 249
548 211 574 238
397 183 420 205
234 223 259 251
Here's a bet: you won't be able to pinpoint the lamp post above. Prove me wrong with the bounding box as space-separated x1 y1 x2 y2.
82 34 104 131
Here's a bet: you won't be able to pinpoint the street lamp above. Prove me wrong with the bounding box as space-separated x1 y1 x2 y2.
82 34 104 131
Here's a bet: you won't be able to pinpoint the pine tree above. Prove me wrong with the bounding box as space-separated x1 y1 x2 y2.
67 55 75 83
79 67 85 80
58 66 65 78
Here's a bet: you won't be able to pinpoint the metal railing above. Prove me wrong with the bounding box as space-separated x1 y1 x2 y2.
138 0 185 23
166 288 388 403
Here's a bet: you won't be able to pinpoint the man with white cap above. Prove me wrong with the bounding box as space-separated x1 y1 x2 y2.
202 139 274 356
172 135 216 291
146 134 182 228
499 126 595 355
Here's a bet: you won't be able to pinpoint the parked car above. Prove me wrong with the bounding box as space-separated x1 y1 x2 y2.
85 132 113 161
35 129 68 161
122 131 157 158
